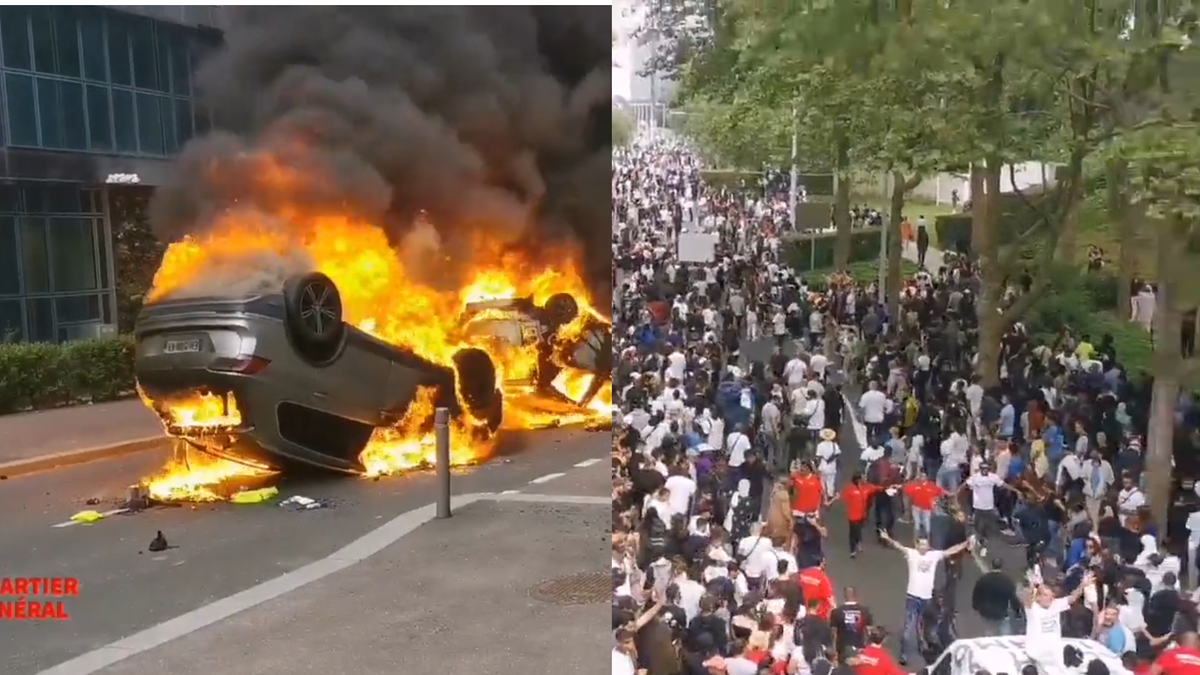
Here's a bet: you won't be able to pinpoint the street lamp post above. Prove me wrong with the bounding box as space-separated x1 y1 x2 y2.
788 104 799 230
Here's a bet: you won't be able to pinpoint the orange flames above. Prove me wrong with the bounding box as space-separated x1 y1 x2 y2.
140 204 609 499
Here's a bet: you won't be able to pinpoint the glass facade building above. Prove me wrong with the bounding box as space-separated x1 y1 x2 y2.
0 6 221 343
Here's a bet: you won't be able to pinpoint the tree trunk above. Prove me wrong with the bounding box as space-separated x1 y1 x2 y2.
833 137 852 267
1146 216 1185 530
973 161 1005 387
1108 158 1138 315
886 170 906 321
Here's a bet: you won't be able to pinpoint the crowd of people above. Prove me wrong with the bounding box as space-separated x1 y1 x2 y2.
609 139 1200 675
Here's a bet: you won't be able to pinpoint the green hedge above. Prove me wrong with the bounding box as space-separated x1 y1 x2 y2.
0 337 136 415
933 187 1064 255
784 230 884 273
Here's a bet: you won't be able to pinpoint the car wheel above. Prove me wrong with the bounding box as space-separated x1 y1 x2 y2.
543 293 579 327
283 272 346 363
452 348 499 422
485 388 504 433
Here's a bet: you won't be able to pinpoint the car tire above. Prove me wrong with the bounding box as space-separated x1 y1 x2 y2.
452 348 499 422
485 388 504 433
283 272 346 364
543 293 579 327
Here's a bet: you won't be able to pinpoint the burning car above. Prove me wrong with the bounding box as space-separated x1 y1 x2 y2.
134 271 503 475
459 292 612 408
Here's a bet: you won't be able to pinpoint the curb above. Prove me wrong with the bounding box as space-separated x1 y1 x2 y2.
0 437 166 479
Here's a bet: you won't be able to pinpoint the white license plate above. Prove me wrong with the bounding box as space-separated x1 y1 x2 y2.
164 339 202 354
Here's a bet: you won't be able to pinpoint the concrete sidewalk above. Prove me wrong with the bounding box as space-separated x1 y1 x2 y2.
0 399 164 476
78 496 609 675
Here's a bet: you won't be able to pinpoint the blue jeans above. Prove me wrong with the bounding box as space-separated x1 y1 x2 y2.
985 615 1014 636
913 508 932 540
936 463 961 497
901 595 928 661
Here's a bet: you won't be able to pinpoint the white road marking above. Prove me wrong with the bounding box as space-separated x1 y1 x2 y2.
528 472 565 485
499 489 520 495
52 508 130 529
573 458 601 468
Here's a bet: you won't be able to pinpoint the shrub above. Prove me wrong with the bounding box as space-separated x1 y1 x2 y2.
0 336 136 415
784 230 883 273
934 214 973 252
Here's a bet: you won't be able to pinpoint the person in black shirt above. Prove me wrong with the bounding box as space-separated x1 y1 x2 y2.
798 598 835 663
829 586 873 660
687 594 729 655
662 583 689 642
919 591 955 664
1144 572 1183 640
971 558 1022 635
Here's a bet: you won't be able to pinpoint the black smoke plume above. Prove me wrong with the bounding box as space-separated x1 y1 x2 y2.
150 7 612 303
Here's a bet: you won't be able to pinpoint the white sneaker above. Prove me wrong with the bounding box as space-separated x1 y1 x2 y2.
979 546 988 558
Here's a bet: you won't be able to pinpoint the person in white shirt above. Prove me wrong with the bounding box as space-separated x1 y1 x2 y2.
665 349 686 382
727 425 752 470
664 467 697 519
804 390 827 438
1024 576 1092 672
937 429 969 492
1116 474 1146 528
737 522 776 588
1081 453 1115 522
859 381 888 447
783 356 808 389
879 530 971 665
815 428 841 496
810 352 829 381
956 462 1014 558
612 628 638 675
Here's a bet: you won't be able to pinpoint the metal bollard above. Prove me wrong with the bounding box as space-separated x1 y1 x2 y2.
435 407 451 519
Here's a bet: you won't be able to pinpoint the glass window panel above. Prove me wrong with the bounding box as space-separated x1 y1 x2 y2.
26 297 53 343
59 81 86 150
46 186 81 213
101 292 112 324
53 8 81 78
50 218 98 293
130 18 157 91
170 39 190 97
112 88 136 152
86 84 112 151
174 97 192 146
20 217 50 294
36 77 62 148
23 187 47 213
4 73 38 146
1 7 31 70
30 7 55 75
0 217 19 296
106 14 131 86
0 187 18 213
156 26 171 94
96 218 110 289
0 299 23 343
161 95 177 153
79 8 105 82
135 92 162 155
55 295 100 324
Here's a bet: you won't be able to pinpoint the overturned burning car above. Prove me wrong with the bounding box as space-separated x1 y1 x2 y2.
134 271 611 475
135 271 504 474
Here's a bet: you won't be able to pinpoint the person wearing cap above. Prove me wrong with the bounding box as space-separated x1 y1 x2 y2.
815 427 841 498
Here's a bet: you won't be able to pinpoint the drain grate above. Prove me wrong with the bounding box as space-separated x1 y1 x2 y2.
529 572 610 605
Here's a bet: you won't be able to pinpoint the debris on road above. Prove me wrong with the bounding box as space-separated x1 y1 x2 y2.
125 485 150 511
85 497 100 506
280 495 325 510
69 510 105 524
148 530 169 552
229 486 279 504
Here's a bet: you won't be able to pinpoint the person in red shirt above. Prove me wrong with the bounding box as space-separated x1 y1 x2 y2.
841 473 882 557
797 559 835 620
1153 633 1200 675
849 628 905 675
791 462 823 516
903 471 944 541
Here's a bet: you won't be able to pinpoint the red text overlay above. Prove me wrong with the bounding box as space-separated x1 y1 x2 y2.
0 577 78 620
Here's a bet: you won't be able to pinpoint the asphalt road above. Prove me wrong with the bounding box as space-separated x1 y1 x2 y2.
0 426 611 675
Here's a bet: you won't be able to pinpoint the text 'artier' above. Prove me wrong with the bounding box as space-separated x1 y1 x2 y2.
0 577 79 621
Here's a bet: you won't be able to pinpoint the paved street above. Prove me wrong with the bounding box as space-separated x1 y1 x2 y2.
0 400 162 467
819 402 990 652
0 426 610 675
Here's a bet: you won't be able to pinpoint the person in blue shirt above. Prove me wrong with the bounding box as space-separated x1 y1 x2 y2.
998 395 1016 439
1042 421 1065 480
